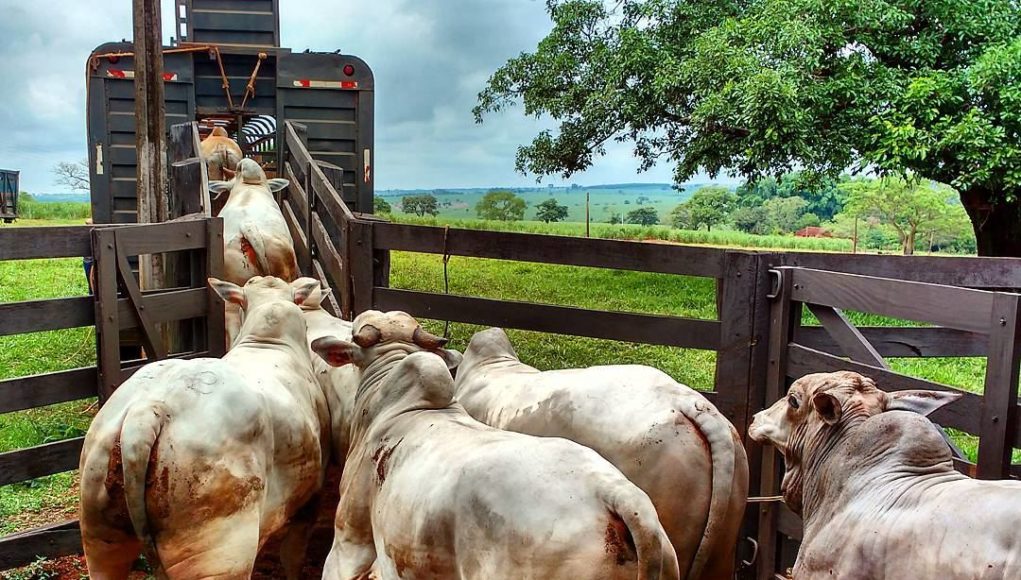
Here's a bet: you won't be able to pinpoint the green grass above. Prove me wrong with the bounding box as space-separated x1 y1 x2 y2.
13 198 91 222
0 257 95 535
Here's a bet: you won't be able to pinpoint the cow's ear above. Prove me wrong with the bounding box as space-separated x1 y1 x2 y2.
267 178 290 193
886 390 961 416
291 278 321 306
311 336 361 367
438 348 463 371
208 180 233 196
812 391 843 425
208 277 246 308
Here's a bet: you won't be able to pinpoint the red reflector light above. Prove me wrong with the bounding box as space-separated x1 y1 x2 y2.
343 64 355 76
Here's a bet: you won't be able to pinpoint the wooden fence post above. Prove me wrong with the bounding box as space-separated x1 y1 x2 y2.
977 292 1021 479
348 219 375 314
92 228 121 403
204 218 226 357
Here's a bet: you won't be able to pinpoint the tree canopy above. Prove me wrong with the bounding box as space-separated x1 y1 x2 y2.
625 207 659 225
844 178 969 255
401 194 439 217
475 0 1021 255
374 197 392 214
476 190 527 221
536 198 569 222
676 186 735 231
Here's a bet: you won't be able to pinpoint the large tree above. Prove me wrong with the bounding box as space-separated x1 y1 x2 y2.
844 178 965 255
476 190 527 221
475 0 1021 255
401 194 439 217
678 186 735 231
536 198 569 222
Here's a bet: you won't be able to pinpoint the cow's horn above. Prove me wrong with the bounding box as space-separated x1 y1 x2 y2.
412 326 448 349
352 324 383 348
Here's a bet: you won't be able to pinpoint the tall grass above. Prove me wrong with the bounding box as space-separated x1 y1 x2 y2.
15 195 91 221
392 214 855 252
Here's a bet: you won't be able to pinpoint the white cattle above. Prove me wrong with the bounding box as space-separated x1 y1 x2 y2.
310 311 680 580
454 327 748 580
79 276 329 580
209 158 298 346
750 371 1021 579
199 126 243 183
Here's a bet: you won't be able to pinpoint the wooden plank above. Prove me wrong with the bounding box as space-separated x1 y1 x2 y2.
205 218 226 358
0 521 82 570
713 251 760 437
286 121 355 226
757 269 798 580
0 296 94 337
782 252 1021 289
0 226 93 260
0 367 98 414
807 304 889 369
786 344 984 436
312 259 341 318
310 212 346 310
116 240 166 360
0 289 204 338
977 293 1021 479
284 160 309 224
282 199 311 273
93 229 122 402
373 222 727 278
349 220 375 314
374 288 722 350
0 438 84 486
777 505 803 540
128 289 208 327
787 267 995 334
797 326 987 358
111 220 208 255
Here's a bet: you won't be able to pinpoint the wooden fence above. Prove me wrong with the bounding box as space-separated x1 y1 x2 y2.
0 219 223 569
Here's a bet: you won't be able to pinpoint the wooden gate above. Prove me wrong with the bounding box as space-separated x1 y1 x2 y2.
755 266 1021 578
0 218 224 569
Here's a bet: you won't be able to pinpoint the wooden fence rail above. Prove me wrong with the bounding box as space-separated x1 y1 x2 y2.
0 219 223 570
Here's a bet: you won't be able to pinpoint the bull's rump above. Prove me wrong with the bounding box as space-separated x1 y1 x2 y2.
365 413 659 579
458 366 723 571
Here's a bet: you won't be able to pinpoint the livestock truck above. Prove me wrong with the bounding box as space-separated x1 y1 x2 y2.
0 169 18 223
86 0 375 224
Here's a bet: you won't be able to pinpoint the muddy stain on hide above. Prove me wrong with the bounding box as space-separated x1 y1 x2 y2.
604 511 638 566
102 434 132 529
240 236 259 270
371 438 403 486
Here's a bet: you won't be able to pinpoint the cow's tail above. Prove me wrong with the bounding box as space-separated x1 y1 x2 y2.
602 485 680 580
238 222 274 277
681 398 744 580
120 403 168 578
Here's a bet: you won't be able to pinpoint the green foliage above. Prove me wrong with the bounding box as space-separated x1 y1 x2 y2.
374 197 392 214
400 194 439 217
668 203 694 229
625 207 659 225
763 196 808 234
476 0 1021 254
731 206 770 235
475 190 527 221
679 186 735 231
536 198 569 223
15 194 91 221
737 172 848 221
795 212 821 230
844 178 967 254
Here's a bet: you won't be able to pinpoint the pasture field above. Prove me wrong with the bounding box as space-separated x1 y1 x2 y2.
0 216 1008 547
380 183 696 223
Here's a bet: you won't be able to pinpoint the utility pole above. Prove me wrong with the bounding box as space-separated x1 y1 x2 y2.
134 0 169 241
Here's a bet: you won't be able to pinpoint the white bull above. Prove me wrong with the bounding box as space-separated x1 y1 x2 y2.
199 126 243 183
310 311 680 580
454 327 748 580
79 276 329 580
210 158 298 346
750 371 1021 579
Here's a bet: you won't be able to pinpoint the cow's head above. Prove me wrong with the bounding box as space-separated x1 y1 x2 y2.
208 158 289 200
309 310 462 372
209 275 320 344
749 371 959 514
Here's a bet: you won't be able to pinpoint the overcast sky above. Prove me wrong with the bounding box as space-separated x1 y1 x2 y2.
0 0 705 193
